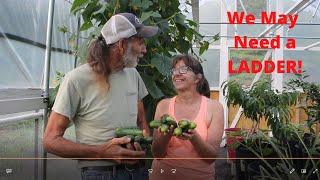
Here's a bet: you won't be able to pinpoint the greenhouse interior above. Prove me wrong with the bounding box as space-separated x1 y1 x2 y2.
0 0 320 179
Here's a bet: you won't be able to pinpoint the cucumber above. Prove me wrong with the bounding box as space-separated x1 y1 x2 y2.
189 122 197 129
164 116 174 123
165 119 177 128
134 136 142 143
115 127 143 137
178 119 190 129
160 114 171 122
149 120 162 128
159 114 177 128
139 136 153 144
173 127 182 136
149 115 197 137
134 136 153 150
160 124 169 133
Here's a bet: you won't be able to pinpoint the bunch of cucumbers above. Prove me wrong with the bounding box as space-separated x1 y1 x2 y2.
149 114 197 136
114 127 152 149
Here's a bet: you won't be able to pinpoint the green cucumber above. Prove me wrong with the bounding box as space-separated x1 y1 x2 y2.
178 119 190 129
149 120 162 128
115 127 143 137
165 119 177 128
160 114 170 122
159 114 177 127
173 127 182 136
139 136 153 144
160 124 169 133
189 122 197 129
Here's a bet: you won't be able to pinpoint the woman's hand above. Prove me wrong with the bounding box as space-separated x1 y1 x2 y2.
176 129 197 141
158 125 175 137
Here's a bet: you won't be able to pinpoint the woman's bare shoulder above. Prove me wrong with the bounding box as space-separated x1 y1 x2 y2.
156 98 171 113
206 97 224 112
205 98 224 127
157 98 171 107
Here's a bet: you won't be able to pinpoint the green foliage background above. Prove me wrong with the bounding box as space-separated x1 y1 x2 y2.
65 0 218 120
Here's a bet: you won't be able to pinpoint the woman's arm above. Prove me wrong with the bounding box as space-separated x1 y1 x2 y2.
151 99 173 158
187 101 224 164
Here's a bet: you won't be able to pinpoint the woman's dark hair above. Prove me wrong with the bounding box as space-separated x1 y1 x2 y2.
172 54 210 98
87 35 111 78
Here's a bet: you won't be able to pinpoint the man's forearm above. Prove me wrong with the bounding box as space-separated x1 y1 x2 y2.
139 120 150 133
137 101 150 135
43 137 103 159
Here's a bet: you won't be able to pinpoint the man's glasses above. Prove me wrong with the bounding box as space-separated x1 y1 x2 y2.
171 66 192 75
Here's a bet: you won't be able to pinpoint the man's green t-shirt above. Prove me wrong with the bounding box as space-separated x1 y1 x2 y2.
52 63 148 167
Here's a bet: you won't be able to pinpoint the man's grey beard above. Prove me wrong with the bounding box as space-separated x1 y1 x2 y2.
123 42 139 68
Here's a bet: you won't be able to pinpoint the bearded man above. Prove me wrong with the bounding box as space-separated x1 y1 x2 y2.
43 13 158 180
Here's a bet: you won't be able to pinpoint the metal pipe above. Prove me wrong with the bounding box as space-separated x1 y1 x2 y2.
234 0 238 35
205 35 320 40
312 0 320 20
304 41 320 50
34 118 39 180
0 112 43 126
238 0 248 15
0 97 46 115
74 16 81 68
198 22 320 25
259 0 313 38
42 0 55 180
0 27 35 87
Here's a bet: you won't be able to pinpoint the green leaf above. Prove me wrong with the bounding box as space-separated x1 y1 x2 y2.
92 4 107 16
79 21 93 31
82 0 100 22
141 11 153 22
151 54 172 77
141 11 161 22
185 29 194 41
130 0 153 10
187 19 197 27
90 25 104 37
151 11 161 18
71 0 89 14
199 41 209 55
141 74 164 99
58 25 69 34
141 0 153 9
174 13 186 25
130 0 142 7
212 33 220 41
68 33 77 48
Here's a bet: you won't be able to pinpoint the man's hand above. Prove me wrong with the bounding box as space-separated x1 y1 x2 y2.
142 129 150 137
125 137 143 151
98 137 145 165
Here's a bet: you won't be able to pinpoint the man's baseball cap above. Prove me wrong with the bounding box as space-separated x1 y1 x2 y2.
101 12 159 45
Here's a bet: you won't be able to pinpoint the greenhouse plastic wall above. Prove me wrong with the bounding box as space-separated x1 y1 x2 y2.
0 0 79 179
0 0 76 89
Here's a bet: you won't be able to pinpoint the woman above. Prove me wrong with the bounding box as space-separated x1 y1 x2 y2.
150 54 224 180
